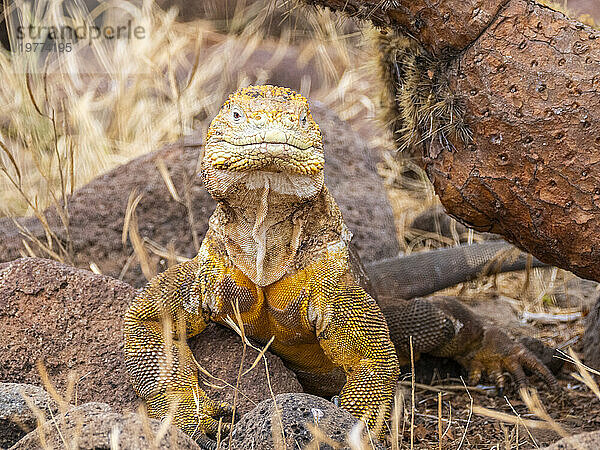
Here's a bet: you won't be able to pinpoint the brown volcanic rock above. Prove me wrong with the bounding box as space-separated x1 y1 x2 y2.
0 258 301 419
0 104 398 288
0 258 140 412
227 393 384 450
0 383 59 449
10 402 199 450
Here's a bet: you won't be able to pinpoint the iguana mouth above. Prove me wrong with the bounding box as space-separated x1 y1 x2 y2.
220 129 314 150
206 139 324 175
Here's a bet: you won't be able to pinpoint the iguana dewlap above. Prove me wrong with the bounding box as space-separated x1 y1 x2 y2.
124 85 399 442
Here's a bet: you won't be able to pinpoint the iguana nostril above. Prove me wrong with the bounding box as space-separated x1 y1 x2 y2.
264 129 287 143
251 113 266 127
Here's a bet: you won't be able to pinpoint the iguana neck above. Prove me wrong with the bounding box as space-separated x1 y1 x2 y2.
208 174 348 287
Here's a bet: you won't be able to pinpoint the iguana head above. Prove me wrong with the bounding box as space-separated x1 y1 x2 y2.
204 85 324 175
201 86 328 285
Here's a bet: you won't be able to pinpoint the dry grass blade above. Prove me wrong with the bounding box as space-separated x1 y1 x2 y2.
410 335 415 450
156 158 182 203
564 348 600 399
437 391 442 450
110 424 121 449
472 405 556 430
20 390 50 449
25 71 45 117
519 388 569 438
224 315 249 346
242 335 275 376
271 405 285 450
390 389 403 450
138 404 160 450
372 400 388 444
152 397 178 446
36 360 70 413
228 299 248 447
43 397 70 449
124 190 156 280
305 422 343 449
63 371 77 413
504 396 538 449
456 377 473 450
0 139 22 185
122 189 143 246
143 237 191 264
216 417 223 450
34 361 83 448
21 238 39 258
347 419 367 450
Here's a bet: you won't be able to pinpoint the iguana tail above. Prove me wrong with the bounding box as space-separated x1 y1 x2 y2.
366 241 547 300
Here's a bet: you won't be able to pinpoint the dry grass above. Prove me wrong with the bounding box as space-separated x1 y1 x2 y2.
0 0 370 216
2 0 204 215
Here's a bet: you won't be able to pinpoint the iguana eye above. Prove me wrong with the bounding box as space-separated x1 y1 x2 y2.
299 110 308 128
231 106 244 123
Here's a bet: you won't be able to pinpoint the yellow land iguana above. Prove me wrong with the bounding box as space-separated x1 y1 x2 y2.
124 85 557 446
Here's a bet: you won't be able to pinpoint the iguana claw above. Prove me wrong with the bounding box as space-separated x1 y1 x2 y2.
461 326 559 393
190 400 234 449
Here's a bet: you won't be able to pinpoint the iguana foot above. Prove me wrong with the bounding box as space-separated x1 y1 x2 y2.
147 391 234 442
382 296 559 394
459 326 559 394
191 398 235 438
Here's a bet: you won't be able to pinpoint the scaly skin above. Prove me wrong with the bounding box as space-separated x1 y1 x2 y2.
124 85 557 445
124 85 399 443
380 296 558 394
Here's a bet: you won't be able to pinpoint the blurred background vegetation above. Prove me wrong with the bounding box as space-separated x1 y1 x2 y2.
0 0 378 217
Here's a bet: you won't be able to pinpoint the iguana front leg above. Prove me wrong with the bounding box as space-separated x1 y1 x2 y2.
316 283 400 436
123 258 233 440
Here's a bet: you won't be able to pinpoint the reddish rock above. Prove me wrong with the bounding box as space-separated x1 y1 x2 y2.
0 258 301 419
10 402 199 450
